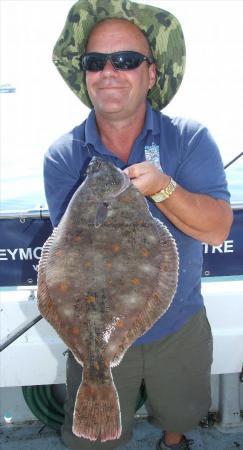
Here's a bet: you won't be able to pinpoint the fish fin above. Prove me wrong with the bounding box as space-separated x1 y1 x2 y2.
153 217 179 282
133 218 178 330
111 350 126 367
37 230 82 355
112 219 179 362
37 231 57 317
73 381 121 442
94 202 109 227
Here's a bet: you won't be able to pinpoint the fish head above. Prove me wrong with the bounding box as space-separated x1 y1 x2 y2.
86 157 130 200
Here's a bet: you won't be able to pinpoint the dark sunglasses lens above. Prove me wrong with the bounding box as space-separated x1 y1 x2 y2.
112 52 143 70
81 54 107 71
80 52 147 71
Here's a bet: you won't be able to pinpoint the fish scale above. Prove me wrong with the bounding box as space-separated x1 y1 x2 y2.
37 156 179 442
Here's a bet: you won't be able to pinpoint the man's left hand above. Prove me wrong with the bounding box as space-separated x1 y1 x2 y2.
124 162 170 196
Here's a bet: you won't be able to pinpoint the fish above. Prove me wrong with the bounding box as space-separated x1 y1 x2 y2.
37 157 179 442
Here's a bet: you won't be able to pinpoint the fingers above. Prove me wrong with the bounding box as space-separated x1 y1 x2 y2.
124 161 158 179
123 162 168 196
123 163 148 179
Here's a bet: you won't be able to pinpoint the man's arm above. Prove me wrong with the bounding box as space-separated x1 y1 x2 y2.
124 162 233 246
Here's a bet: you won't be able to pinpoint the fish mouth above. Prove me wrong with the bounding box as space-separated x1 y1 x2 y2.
87 157 111 174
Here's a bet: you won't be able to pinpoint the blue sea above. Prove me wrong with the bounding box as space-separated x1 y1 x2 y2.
1 155 242 213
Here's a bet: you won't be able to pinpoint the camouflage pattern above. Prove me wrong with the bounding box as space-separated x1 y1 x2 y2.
52 0 186 111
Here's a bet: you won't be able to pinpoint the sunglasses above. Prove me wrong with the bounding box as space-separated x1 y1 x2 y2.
80 51 154 72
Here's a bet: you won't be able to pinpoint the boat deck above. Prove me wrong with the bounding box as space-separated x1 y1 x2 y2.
1 418 243 450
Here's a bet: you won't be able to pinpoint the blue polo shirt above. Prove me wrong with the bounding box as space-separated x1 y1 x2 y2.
44 103 230 344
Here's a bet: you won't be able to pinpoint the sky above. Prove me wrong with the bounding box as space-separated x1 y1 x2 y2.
1 0 243 204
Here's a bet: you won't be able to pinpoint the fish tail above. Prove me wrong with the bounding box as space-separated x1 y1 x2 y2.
72 381 121 442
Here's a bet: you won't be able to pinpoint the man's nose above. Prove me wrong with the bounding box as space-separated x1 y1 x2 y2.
102 58 117 74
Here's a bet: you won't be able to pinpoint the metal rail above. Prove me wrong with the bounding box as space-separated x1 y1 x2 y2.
0 315 43 353
224 152 243 169
0 208 50 220
0 202 242 221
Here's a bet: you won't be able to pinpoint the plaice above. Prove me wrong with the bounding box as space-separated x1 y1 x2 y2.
37 157 179 442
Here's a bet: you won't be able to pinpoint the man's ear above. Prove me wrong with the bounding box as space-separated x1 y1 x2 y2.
148 63 157 90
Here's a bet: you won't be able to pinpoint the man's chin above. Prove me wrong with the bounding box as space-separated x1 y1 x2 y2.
95 102 126 116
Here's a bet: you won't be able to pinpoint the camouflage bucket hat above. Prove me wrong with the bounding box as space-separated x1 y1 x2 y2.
53 0 186 111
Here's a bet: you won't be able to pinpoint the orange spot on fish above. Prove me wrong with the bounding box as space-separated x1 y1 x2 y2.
55 250 63 257
86 295 96 304
106 261 112 268
84 261 91 268
116 319 124 328
59 282 68 292
122 194 132 202
140 249 149 257
72 327 80 336
131 277 140 285
74 235 82 242
93 362 100 370
111 243 121 253
153 293 160 302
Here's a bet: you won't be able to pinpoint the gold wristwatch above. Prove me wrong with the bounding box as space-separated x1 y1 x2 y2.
150 177 177 203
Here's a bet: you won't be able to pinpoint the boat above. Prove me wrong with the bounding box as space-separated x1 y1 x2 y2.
0 84 16 94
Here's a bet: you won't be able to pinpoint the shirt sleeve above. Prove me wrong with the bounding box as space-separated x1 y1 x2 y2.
175 124 231 203
44 134 86 227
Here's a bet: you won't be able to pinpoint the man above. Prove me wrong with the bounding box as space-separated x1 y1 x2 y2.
44 1 233 449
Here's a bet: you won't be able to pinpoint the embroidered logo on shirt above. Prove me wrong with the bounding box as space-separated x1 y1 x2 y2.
144 142 162 171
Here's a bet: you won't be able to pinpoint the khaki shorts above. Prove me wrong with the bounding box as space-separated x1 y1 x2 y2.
62 307 213 450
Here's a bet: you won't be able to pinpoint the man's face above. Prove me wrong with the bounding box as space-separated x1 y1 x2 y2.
85 19 156 120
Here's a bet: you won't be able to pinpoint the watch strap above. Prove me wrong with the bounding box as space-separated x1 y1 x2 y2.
150 177 177 203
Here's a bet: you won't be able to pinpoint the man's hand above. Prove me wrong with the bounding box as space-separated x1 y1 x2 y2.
124 162 233 246
124 162 170 196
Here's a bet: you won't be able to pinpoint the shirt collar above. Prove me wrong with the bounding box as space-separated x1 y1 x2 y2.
142 101 160 137
84 101 160 149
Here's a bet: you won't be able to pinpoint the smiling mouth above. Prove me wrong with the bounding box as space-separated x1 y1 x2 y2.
98 85 128 90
